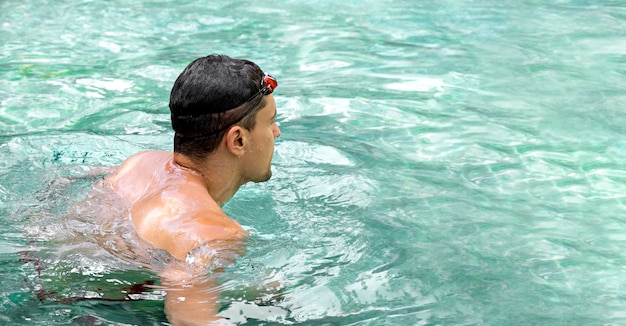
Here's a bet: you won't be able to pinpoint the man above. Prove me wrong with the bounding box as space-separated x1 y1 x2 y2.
100 54 281 325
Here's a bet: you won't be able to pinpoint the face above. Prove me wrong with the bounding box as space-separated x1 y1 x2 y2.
244 94 281 182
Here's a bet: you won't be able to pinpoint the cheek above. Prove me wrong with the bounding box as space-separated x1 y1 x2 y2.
252 130 274 155
266 131 275 155
265 129 274 144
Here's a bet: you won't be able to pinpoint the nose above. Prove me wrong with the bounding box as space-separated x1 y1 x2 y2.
274 124 281 139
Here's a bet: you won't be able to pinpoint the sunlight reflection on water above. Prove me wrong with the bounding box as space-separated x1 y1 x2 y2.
1 0 626 324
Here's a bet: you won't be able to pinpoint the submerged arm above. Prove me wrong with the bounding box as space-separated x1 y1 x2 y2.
162 272 224 326
160 239 245 326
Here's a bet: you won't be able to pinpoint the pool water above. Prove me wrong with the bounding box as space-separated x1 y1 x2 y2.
2 0 626 324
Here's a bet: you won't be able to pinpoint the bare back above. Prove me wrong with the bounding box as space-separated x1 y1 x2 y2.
105 151 247 261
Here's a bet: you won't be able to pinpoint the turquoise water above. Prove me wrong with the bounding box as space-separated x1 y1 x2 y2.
2 0 626 324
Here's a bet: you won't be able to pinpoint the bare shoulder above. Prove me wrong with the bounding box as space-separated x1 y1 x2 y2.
109 151 171 179
106 151 171 199
132 182 247 260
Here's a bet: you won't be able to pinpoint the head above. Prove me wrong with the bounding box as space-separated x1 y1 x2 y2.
169 54 276 162
169 54 281 183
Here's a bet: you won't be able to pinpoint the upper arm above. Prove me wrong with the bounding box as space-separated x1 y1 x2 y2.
156 212 248 324
159 232 246 286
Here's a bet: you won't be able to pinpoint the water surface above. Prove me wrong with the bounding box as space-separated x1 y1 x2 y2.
2 0 626 324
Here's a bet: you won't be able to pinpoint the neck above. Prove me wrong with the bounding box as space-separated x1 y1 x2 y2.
173 152 244 206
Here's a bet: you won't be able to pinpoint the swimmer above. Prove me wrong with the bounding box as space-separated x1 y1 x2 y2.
98 54 281 325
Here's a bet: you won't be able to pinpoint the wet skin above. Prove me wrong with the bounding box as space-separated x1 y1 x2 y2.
101 95 281 325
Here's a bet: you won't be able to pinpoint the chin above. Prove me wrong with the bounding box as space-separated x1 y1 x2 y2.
260 170 273 182
251 170 272 183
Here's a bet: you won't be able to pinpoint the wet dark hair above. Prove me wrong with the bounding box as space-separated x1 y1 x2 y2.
169 54 266 160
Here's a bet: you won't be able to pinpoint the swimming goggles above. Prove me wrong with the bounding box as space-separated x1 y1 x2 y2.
245 73 278 102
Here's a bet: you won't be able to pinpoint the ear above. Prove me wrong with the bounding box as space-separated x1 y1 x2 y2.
224 125 247 157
